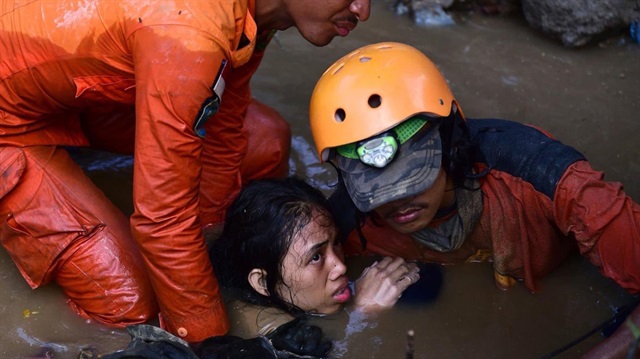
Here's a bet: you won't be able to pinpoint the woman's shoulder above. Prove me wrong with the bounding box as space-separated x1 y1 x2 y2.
225 299 295 338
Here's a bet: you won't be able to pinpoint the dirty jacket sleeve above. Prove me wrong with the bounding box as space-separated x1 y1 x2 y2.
198 35 271 225
128 26 232 342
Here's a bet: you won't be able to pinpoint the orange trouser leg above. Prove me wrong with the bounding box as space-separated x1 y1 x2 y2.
53 225 159 326
0 146 158 326
240 99 291 182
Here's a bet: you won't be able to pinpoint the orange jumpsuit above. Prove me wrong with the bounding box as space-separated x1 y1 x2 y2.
0 0 290 342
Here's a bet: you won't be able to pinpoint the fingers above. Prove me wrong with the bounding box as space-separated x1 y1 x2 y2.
362 257 420 292
362 257 404 280
373 257 419 283
397 270 421 294
353 260 422 313
360 260 378 276
373 256 403 272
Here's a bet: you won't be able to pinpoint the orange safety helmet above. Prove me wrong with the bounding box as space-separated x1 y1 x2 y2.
309 42 464 162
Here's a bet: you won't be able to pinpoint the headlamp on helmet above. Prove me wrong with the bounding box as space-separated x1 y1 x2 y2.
356 134 398 168
335 116 431 168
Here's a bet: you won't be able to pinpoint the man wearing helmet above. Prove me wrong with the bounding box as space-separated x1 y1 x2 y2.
310 42 640 355
0 0 371 344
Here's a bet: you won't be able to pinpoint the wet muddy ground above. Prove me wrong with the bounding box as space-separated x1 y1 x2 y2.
1 0 639 358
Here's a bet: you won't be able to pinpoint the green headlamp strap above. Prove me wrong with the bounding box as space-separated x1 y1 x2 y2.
336 117 429 168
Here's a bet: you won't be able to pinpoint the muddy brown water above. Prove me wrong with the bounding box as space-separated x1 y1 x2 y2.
1 1 639 358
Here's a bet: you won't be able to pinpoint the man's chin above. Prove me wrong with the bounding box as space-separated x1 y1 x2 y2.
387 220 426 235
299 30 335 47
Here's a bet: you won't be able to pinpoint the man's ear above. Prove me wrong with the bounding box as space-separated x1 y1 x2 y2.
248 269 269 296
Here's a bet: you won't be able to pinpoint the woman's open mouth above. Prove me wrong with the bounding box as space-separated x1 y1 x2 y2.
333 283 352 303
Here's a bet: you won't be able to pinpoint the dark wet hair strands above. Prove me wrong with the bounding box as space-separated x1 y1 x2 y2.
209 177 334 316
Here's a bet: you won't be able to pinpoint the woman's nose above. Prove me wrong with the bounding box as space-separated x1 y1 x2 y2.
350 0 371 22
329 255 347 280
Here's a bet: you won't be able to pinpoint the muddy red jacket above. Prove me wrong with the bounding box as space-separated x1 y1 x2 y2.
0 0 272 341
340 119 640 294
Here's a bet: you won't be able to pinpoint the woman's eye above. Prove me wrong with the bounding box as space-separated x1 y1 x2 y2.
311 253 322 263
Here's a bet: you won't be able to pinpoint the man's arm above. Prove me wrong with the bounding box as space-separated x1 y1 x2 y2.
198 35 272 226
129 25 231 342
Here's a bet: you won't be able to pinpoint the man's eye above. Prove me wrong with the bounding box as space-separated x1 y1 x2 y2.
311 253 322 263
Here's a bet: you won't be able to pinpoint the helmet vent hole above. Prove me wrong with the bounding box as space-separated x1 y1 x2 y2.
335 108 346 123
332 65 344 75
368 95 382 109
439 99 444 105
359 56 371 63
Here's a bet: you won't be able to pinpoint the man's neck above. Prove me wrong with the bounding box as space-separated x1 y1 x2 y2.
254 0 295 31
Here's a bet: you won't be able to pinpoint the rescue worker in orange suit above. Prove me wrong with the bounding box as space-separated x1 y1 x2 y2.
0 0 370 343
309 42 640 356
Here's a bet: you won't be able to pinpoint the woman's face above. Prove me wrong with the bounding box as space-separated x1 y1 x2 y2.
373 168 450 234
276 211 351 314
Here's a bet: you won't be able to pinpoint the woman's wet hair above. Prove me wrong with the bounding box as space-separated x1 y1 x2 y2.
209 176 334 315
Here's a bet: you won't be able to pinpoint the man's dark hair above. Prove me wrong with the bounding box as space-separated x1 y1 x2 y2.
439 109 479 188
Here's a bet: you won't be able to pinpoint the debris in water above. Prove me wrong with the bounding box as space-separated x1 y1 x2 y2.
405 329 415 359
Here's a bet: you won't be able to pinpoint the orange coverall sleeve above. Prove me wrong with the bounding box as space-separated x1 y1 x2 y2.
128 26 230 341
554 161 640 294
198 44 268 225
